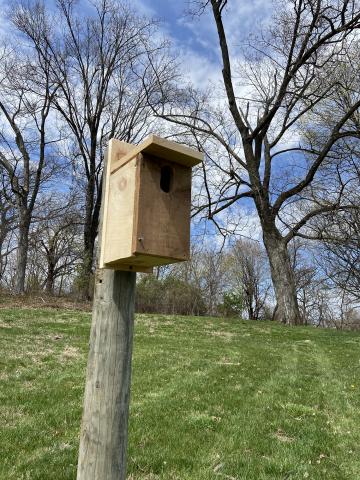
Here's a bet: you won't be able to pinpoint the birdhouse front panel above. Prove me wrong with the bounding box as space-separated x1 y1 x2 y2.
100 135 203 272
133 154 191 261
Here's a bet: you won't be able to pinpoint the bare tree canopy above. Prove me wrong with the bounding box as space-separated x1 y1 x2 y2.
6 0 177 296
0 38 60 293
151 0 360 325
231 239 271 320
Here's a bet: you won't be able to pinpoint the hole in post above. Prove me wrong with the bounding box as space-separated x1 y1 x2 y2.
160 166 173 193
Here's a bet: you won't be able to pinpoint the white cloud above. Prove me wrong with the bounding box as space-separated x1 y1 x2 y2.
131 0 157 17
178 48 221 88
132 0 274 92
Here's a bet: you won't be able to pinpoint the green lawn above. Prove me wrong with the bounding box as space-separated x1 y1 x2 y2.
1 309 360 479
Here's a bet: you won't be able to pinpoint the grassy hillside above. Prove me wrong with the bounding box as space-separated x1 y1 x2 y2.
0 308 359 479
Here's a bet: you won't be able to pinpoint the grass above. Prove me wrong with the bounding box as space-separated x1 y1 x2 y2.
0 309 360 479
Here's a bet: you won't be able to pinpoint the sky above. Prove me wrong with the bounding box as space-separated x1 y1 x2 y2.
2 0 273 90
132 0 274 88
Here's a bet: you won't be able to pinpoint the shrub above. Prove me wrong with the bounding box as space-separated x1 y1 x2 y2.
136 275 206 315
218 291 243 317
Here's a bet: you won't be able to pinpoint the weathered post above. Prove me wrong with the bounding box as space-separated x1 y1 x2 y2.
77 269 136 479
77 135 202 480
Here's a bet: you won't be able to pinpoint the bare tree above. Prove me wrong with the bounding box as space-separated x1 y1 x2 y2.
162 242 229 315
0 173 16 283
197 247 229 315
152 0 360 324
316 201 360 304
13 0 176 298
0 43 60 293
27 192 83 295
230 239 271 320
288 238 324 325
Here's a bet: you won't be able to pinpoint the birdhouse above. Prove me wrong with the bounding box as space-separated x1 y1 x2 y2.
99 135 203 272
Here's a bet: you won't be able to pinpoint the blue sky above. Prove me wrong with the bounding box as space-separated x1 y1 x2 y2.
133 0 274 86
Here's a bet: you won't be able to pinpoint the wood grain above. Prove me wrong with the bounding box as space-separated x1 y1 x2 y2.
133 153 191 261
76 269 136 480
99 139 134 268
111 133 203 174
103 157 137 264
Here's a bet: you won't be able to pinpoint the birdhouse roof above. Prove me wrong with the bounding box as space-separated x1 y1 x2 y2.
111 134 203 174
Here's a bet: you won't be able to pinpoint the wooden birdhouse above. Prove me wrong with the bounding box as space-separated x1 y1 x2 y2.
99 134 203 272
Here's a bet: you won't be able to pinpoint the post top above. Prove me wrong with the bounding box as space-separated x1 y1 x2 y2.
110 134 203 174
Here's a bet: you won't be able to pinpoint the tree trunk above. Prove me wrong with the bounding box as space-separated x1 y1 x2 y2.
14 212 30 294
80 214 95 300
79 245 94 300
80 175 102 300
45 261 55 295
262 228 302 325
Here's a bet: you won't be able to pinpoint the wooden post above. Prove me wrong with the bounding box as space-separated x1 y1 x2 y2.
77 269 136 480
77 141 136 480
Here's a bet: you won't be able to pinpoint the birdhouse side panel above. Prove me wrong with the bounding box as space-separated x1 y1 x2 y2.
133 154 191 261
103 158 138 265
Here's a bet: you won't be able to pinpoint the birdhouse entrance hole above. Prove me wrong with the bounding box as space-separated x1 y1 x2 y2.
160 165 173 193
